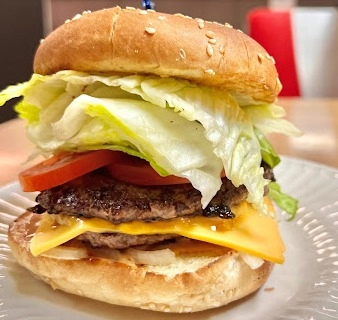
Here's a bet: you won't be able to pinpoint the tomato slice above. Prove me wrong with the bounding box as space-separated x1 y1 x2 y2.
107 153 191 185
19 149 226 191
19 150 119 192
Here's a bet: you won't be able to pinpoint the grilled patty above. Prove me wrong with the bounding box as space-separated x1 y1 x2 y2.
78 232 179 250
34 168 250 224
31 165 274 250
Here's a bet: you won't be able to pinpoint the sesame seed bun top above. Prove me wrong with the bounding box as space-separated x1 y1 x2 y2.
33 6 281 103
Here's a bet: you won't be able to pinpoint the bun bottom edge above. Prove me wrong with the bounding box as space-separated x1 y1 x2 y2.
7 211 274 313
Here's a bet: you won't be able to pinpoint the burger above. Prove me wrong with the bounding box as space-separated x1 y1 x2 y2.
0 6 301 313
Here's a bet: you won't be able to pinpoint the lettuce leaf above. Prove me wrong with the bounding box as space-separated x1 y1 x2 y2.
254 127 281 168
110 76 267 210
0 70 299 212
242 103 302 137
0 81 29 107
54 94 224 205
269 181 298 220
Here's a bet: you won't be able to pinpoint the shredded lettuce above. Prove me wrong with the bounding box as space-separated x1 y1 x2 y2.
0 71 300 213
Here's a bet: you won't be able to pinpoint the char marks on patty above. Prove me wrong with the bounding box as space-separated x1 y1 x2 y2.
34 168 249 224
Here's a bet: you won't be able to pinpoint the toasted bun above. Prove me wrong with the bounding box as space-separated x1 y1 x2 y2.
8 211 273 313
34 7 281 103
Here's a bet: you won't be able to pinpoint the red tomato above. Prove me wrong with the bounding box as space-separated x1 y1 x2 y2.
106 153 190 185
19 150 119 192
19 150 226 191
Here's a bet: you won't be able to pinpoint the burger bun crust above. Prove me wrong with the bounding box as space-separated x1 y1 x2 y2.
34 7 281 103
8 211 273 313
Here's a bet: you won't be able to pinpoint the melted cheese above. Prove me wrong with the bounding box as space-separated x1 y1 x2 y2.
30 199 285 264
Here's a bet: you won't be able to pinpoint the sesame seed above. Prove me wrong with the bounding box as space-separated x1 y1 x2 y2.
145 27 156 34
224 22 233 28
237 29 243 33
71 13 82 21
257 53 264 63
126 6 136 10
208 38 217 45
158 15 166 20
174 13 185 18
205 69 215 75
185 15 193 19
206 31 216 39
135 49 139 54
82 10 91 15
206 44 214 57
39 38 45 43
219 45 225 54
139 10 148 15
276 78 282 89
196 18 204 23
198 22 205 29
213 21 222 26
179 48 186 59
265 53 275 64
64 19 71 24
147 9 156 12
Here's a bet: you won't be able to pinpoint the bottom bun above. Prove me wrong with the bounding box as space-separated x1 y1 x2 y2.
8 211 274 313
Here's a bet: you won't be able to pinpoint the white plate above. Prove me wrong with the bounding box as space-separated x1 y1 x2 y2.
0 156 337 320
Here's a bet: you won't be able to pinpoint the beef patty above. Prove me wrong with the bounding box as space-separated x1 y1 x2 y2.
31 165 274 249
33 169 251 224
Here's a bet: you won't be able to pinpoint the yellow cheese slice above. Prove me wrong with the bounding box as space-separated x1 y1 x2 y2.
30 199 285 264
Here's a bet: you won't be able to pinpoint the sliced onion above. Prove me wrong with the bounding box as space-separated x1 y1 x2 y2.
88 247 122 260
240 252 264 269
126 248 176 266
40 245 176 266
41 246 88 260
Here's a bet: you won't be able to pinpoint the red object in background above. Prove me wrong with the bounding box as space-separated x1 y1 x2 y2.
248 8 300 97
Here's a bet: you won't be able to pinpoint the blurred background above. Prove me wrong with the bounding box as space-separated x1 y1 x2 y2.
1 0 337 123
